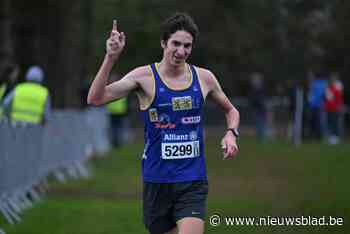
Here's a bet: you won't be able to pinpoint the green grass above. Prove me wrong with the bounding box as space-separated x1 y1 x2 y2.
1 136 349 234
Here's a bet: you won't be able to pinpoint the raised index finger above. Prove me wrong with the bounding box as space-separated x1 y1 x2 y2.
112 19 117 31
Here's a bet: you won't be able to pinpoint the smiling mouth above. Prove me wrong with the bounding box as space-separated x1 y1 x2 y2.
173 56 184 63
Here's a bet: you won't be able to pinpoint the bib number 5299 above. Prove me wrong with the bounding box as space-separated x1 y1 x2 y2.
162 141 199 159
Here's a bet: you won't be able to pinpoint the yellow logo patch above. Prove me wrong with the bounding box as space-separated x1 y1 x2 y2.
172 96 192 111
148 108 158 122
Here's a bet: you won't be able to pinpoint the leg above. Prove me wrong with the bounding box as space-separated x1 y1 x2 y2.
164 227 178 234
173 181 208 234
163 218 204 234
177 217 204 234
143 183 176 234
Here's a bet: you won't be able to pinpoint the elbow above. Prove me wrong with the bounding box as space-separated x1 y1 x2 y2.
87 95 104 106
234 106 240 117
86 94 95 106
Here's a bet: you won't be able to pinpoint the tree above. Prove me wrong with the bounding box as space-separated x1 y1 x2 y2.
0 0 14 71
10 0 93 108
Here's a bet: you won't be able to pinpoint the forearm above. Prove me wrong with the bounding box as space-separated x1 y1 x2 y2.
222 104 240 158
225 105 240 129
87 55 116 105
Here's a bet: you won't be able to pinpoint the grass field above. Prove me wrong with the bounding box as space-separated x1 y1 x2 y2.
1 135 349 234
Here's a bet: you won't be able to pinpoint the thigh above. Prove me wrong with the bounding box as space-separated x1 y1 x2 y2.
173 181 208 222
143 182 176 234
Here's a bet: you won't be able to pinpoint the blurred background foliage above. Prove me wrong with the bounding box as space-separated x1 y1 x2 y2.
0 0 349 107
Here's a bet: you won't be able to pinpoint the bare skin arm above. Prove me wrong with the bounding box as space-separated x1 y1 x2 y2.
198 68 240 159
87 20 137 106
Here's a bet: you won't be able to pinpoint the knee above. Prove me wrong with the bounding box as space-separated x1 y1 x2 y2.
164 227 178 234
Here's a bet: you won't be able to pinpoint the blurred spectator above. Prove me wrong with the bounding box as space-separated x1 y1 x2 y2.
307 71 327 140
0 63 20 119
80 79 91 109
105 73 130 147
286 80 298 135
249 72 268 140
286 79 305 145
325 72 344 145
2 65 51 125
106 97 129 147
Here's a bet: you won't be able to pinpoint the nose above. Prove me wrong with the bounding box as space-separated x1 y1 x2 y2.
176 46 186 56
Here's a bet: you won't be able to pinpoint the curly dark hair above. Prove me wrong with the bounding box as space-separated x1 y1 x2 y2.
160 12 199 43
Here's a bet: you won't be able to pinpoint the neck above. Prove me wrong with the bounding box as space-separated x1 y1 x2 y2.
159 59 186 78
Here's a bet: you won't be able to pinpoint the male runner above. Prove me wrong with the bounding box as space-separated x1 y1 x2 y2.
88 12 240 234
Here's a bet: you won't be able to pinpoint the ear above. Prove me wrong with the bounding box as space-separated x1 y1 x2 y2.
161 40 166 49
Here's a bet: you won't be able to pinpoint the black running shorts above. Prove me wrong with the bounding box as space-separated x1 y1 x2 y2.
142 181 208 234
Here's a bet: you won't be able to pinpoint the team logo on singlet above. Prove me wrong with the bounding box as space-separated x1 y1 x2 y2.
172 96 192 111
148 108 159 122
189 131 198 141
181 116 201 124
155 113 176 129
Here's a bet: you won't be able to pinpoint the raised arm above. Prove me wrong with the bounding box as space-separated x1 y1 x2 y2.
200 69 240 159
87 20 136 106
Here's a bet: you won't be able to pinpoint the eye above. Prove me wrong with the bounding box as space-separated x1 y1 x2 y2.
184 43 192 49
172 41 181 47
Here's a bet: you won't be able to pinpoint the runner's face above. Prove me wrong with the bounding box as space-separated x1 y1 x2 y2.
162 30 193 66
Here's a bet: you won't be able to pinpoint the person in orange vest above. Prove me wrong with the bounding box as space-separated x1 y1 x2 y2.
2 65 51 125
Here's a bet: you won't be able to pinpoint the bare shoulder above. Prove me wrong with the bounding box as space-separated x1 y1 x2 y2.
125 65 155 109
194 66 218 87
126 65 153 82
192 66 220 99
120 65 154 93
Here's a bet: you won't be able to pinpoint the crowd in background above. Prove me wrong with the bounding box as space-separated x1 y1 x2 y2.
249 70 345 145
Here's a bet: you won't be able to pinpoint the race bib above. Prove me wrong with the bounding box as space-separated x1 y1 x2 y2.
161 141 200 159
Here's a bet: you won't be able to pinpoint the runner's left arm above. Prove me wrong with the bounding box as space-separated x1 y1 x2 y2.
205 71 239 159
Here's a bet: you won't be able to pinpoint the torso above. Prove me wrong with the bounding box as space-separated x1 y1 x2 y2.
134 63 211 110
140 62 207 183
